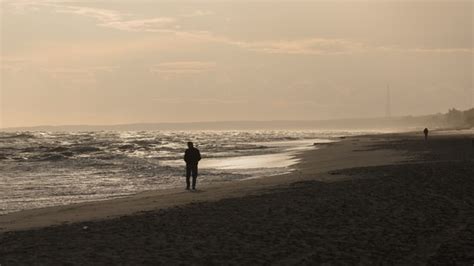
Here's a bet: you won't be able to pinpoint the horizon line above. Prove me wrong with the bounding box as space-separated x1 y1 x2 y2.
0 113 445 130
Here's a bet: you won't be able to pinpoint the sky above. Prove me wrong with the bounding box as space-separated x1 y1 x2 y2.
0 0 472 128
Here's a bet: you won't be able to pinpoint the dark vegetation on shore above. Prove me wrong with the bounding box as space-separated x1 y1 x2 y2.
2 108 473 132
442 108 474 129
1 134 473 265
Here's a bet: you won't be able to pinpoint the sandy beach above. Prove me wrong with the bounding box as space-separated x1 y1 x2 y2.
1 131 473 264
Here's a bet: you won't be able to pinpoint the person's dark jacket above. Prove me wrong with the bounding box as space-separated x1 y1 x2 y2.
184 147 201 165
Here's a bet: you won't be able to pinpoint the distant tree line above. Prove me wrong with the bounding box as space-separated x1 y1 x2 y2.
442 108 474 128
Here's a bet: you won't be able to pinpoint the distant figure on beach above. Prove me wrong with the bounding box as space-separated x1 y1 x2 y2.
423 128 429 141
184 142 201 190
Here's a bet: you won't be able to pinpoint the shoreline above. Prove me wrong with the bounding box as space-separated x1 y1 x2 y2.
0 134 336 217
1 130 473 264
0 134 405 232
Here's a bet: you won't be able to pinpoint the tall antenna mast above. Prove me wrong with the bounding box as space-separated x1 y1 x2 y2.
385 84 392 118
470 86 473 109
464 86 473 109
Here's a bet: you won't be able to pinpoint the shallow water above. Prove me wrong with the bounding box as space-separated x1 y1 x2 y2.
0 130 366 214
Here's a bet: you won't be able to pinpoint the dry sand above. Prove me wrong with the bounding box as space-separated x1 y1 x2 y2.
1 131 473 265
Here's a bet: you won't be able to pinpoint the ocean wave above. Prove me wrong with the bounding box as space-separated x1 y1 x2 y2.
0 132 36 139
0 130 358 214
36 153 69 161
70 146 101 153
49 147 69 152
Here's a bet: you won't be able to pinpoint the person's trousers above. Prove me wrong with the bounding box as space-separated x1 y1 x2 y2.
186 164 198 189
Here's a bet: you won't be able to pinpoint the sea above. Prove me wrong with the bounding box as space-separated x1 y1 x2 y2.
0 130 369 215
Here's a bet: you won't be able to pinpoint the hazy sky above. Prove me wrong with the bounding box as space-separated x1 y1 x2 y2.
1 0 472 128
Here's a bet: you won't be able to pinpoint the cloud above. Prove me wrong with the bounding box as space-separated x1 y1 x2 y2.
181 34 473 56
104 18 178 33
223 38 473 55
230 38 368 55
181 9 214 17
376 46 473 54
3 1 180 33
42 66 118 75
149 61 217 74
152 97 247 105
55 5 180 33
39 66 118 85
2 0 75 14
3 0 472 57
56 5 123 23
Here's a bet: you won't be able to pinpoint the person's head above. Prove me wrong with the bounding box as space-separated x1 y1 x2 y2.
187 142 194 148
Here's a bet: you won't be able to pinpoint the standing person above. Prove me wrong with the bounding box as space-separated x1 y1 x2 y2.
423 128 429 141
184 142 201 190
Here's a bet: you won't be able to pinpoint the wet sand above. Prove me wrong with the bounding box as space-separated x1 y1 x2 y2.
1 131 473 264
0 135 404 232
